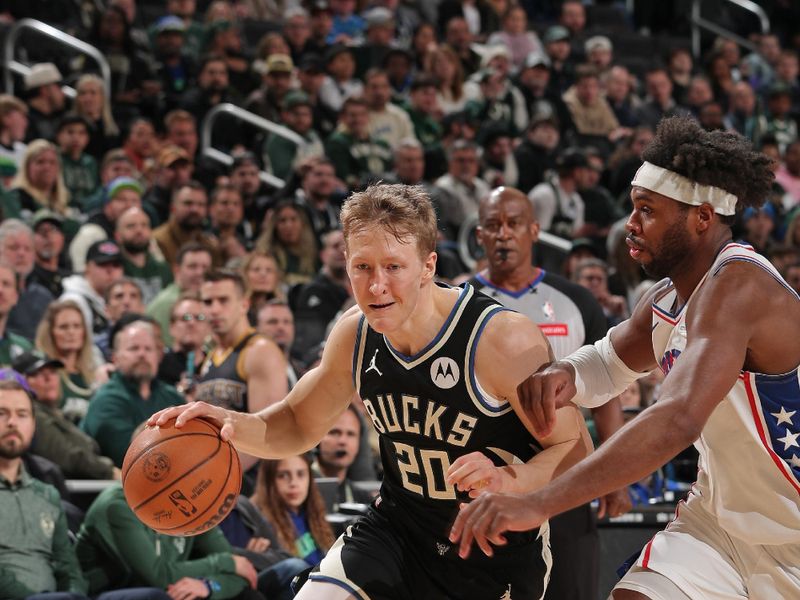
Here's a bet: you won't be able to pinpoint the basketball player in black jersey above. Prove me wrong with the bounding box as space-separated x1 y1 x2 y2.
194 269 288 473
151 184 592 600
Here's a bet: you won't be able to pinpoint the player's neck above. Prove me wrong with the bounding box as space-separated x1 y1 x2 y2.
669 232 732 302
485 265 541 292
217 319 251 349
384 283 456 356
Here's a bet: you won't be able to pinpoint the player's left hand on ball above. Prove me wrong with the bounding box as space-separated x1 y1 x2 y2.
446 451 506 497
449 492 545 559
597 487 633 519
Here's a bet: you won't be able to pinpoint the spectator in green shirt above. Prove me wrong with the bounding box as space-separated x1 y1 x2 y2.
55 115 99 209
0 263 32 367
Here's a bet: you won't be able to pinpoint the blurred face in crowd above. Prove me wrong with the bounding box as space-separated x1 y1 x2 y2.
202 279 248 338
127 120 156 157
699 102 725 131
669 49 693 75
284 105 314 135
175 250 212 292
275 205 303 246
210 188 244 229
341 102 369 138
116 207 151 255
519 64 550 95
330 0 356 17
448 146 479 183
328 51 355 81
588 46 612 70
33 221 64 263
246 254 280 294
167 119 198 158
576 75 600 105
768 93 791 119
1 230 35 277
576 264 609 300
605 66 630 102
410 84 438 115
0 389 34 460
298 67 325 95
367 22 394 46
167 0 196 19
321 230 347 277
529 121 560 150
105 188 142 222
686 77 713 108
170 298 209 351
85 260 123 296
199 59 229 93
719 39 740 67
0 266 19 318
759 34 781 64
26 366 60 406
484 136 512 165
394 145 424 184
365 73 392 110
303 162 335 200
445 18 471 51
318 408 360 473
171 186 207 231
274 455 311 512
560 1 585 34
785 142 800 176
27 148 59 192
76 80 103 119
646 70 673 107
730 82 756 115
310 8 333 40
114 323 160 383
284 13 311 48
257 303 294 352
101 158 135 184
2 109 28 142
777 52 799 83
161 158 194 190
630 128 654 158
52 307 85 354
266 69 293 98
503 7 526 35
56 123 89 156
231 161 261 197
786 265 800 295
546 39 571 63
106 281 144 322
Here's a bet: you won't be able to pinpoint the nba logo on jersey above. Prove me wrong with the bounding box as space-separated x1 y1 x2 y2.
430 357 460 389
542 301 555 322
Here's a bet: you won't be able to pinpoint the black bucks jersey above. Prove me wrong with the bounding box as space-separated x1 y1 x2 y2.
354 283 543 546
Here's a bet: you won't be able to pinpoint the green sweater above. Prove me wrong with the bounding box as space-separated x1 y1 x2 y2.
81 371 185 467
0 330 32 367
75 485 245 598
0 466 87 598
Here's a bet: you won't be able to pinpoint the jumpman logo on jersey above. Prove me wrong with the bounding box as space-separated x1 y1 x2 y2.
499 584 512 600
365 349 383 376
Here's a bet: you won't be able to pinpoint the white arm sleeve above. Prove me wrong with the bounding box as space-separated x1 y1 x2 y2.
562 327 644 408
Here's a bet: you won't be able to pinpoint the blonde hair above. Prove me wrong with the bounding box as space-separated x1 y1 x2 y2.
11 139 70 214
240 249 287 301
0 94 27 120
35 300 96 385
75 74 120 137
427 46 465 102
255 202 318 286
341 183 438 259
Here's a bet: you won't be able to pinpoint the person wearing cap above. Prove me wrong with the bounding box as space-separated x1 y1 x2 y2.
245 54 296 125
28 209 69 298
0 219 56 343
352 7 396 78
542 25 575 95
529 147 589 239
363 69 416 150
55 114 100 208
584 36 613 75
12 350 120 480
308 1 335 55
0 95 29 181
152 181 221 268
324 96 392 189
264 91 324 181
23 62 67 142
487 5 544 71
319 44 364 113
60 240 124 336
0 264 33 367
464 45 528 137
760 82 798 153
297 54 339 138
152 15 196 111
142 144 194 226
68 176 143 273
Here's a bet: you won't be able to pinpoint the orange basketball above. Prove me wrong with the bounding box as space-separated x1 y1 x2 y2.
122 417 241 536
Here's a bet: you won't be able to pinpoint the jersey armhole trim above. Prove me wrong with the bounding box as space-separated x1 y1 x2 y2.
465 305 514 416
352 314 368 393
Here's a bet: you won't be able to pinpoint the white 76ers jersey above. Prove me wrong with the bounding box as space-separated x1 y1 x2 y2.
651 242 800 545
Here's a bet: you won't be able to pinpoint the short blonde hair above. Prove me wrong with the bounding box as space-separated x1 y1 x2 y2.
341 183 438 259
0 94 27 120
11 139 70 214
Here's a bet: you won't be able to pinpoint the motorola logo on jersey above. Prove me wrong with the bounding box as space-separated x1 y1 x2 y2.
431 357 460 389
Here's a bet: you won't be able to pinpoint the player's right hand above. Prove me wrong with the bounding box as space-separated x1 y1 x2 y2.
517 362 577 437
147 402 235 442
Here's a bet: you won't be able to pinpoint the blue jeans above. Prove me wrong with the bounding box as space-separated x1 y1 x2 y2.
257 558 310 600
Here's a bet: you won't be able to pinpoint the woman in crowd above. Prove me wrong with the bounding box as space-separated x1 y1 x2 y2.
426 46 467 116
73 74 121 161
35 300 105 424
241 249 288 324
256 201 318 287
487 6 543 71
251 454 335 567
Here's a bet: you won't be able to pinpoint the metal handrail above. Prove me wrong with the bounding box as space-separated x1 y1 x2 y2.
691 0 769 58
3 18 111 100
201 102 306 189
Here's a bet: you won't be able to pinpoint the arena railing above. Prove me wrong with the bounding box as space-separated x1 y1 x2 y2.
3 18 111 100
690 0 769 58
200 102 306 190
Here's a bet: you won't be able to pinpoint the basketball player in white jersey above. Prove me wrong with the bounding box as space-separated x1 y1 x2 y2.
450 116 800 599
150 184 592 600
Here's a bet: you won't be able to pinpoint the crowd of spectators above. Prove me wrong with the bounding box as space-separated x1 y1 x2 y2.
2 0 800 598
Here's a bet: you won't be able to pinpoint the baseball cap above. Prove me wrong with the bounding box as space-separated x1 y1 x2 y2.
543 25 570 44
157 145 191 168
32 209 64 231
265 54 294 75
283 90 312 110
24 63 62 91
86 240 123 265
585 35 612 53
154 15 186 35
569 237 600 257
481 44 511 68
523 52 551 70
310 0 332 14
105 176 143 204
557 148 590 170
56 114 91 134
363 6 393 28
12 350 65 376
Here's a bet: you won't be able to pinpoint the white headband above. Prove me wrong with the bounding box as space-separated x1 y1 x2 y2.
631 161 737 216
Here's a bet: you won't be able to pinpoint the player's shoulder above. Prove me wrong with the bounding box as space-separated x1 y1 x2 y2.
479 306 545 352
323 305 364 351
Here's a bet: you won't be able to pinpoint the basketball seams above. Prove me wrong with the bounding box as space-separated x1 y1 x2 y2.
130 434 222 511
122 432 220 487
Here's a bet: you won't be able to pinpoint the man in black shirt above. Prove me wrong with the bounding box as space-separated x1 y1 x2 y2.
28 209 70 298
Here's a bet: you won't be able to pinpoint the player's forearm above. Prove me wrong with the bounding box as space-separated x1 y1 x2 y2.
229 402 320 459
502 432 593 495
591 396 625 443
533 400 697 518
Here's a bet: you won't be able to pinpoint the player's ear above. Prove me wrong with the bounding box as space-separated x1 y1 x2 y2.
529 219 540 242
423 251 437 281
475 225 485 247
696 203 715 233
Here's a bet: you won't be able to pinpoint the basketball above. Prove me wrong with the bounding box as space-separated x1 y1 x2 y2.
122 417 241 536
